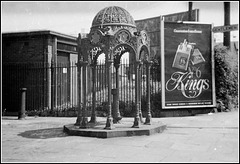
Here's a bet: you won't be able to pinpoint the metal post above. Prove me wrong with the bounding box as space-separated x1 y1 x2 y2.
112 63 122 123
224 2 230 48
104 59 114 129
53 37 58 109
18 88 27 120
79 61 89 129
188 2 193 21
112 88 121 123
47 62 51 110
132 61 141 128
138 64 143 123
75 34 82 125
144 61 153 125
51 61 54 112
89 65 97 123
74 62 82 125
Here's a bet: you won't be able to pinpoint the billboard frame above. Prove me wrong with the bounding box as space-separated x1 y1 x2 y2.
161 18 216 109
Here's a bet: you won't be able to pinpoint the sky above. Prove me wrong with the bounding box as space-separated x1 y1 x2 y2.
1 1 239 42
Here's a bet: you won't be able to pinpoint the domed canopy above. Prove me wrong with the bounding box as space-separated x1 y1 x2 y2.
91 6 136 29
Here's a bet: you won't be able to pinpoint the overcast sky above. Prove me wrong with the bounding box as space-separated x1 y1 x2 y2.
1 1 239 42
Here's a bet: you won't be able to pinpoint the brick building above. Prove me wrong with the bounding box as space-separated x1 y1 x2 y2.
2 30 79 114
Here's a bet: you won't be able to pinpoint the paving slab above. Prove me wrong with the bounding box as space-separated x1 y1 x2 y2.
1 110 239 162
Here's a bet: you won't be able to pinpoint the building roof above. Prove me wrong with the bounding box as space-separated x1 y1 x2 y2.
2 30 77 40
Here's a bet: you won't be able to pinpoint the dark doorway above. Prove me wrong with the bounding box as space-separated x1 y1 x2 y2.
56 52 70 108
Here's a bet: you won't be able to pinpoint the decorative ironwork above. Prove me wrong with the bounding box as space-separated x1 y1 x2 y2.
91 6 136 29
140 32 148 45
140 51 149 62
116 30 130 43
77 6 152 130
91 32 101 44
89 46 102 65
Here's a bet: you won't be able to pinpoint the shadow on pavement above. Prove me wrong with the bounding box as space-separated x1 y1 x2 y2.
18 127 69 139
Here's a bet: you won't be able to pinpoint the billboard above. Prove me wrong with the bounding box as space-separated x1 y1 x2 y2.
161 21 216 109
135 9 199 60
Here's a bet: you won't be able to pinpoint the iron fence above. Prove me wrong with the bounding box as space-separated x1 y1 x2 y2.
2 61 162 117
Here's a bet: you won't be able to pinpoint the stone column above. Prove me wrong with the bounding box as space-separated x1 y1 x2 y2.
79 61 89 129
144 61 153 125
132 61 141 128
104 59 114 129
89 65 97 123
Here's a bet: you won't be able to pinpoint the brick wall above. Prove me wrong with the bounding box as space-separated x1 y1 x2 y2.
2 35 46 63
2 32 79 114
2 35 48 112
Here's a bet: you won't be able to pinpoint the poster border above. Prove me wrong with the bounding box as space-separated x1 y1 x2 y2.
161 20 216 109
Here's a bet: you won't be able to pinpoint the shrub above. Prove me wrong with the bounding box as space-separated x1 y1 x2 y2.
119 101 135 117
141 92 162 117
214 45 238 111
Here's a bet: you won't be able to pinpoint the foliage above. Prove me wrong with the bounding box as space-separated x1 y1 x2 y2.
151 57 161 82
95 102 108 117
141 92 162 117
214 45 238 111
95 100 135 117
119 101 136 117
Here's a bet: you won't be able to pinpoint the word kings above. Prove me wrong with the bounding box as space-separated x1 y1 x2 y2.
166 68 210 98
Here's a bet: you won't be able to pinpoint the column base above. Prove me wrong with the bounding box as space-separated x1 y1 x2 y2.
139 112 144 123
89 115 97 124
132 117 140 128
79 117 88 129
144 115 152 125
18 113 26 120
104 117 115 130
74 116 82 126
113 116 122 124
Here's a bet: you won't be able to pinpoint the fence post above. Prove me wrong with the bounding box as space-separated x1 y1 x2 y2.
51 61 55 113
18 88 27 120
47 62 51 111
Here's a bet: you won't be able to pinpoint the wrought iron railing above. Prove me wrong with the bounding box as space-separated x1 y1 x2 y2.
2 61 161 117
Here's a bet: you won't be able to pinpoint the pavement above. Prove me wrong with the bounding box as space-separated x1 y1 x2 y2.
1 110 239 163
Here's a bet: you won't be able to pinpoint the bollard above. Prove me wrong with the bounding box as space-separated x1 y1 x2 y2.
18 88 27 120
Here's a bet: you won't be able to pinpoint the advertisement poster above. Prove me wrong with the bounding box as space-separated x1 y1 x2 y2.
161 21 216 109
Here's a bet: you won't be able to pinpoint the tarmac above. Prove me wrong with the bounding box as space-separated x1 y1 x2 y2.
1 110 239 163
